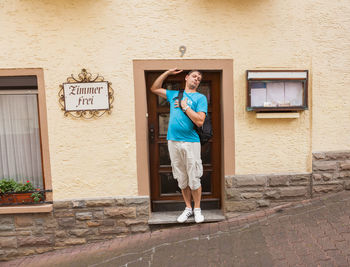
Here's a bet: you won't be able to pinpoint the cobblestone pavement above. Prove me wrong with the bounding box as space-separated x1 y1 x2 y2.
3 191 350 267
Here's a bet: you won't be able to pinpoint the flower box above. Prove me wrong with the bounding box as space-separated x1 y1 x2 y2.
0 192 34 204
0 179 44 205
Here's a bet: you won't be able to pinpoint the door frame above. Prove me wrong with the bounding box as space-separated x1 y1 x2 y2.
133 59 234 211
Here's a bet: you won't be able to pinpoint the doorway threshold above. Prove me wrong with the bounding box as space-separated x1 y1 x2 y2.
148 209 225 225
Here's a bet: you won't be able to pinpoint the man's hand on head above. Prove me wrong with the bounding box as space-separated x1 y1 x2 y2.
151 68 183 99
167 68 183 75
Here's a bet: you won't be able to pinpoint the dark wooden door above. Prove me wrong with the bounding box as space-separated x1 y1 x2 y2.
146 71 221 211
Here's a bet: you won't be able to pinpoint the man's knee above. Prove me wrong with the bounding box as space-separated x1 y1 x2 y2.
177 177 188 190
188 178 201 190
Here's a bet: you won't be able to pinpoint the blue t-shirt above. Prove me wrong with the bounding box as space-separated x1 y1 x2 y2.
166 90 208 142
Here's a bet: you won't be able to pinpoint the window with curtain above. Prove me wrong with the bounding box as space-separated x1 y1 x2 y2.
0 76 43 189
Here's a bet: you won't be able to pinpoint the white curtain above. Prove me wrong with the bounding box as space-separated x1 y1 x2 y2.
0 94 43 189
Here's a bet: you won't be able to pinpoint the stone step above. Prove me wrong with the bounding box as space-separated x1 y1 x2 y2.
148 209 225 225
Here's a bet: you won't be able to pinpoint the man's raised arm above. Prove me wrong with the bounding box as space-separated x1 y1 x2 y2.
150 68 183 99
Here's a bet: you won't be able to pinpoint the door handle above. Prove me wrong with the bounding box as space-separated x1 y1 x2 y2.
149 124 155 143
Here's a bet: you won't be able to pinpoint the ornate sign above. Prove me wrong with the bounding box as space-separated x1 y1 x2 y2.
59 69 114 118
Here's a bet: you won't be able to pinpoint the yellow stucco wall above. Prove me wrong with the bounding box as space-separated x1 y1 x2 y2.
0 0 349 199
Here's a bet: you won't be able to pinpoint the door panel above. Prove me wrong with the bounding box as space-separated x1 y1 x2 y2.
146 71 221 211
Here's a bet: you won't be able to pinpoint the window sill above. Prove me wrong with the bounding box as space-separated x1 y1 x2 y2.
0 204 53 215
256 112 300 119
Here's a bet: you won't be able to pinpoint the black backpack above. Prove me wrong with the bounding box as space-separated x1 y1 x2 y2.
177 90 213 145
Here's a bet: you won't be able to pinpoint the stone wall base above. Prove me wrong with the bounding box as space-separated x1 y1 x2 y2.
313 151 350 195
225 150 350 215
0 196 149 261
2 151 350 261
225 172 311 215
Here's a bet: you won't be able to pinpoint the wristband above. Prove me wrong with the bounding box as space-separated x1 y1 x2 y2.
183 106 189 112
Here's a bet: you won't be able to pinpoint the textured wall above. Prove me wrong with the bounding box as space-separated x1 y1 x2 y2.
0 0 349 199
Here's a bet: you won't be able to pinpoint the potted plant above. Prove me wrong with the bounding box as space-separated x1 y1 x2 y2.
0 179 43 205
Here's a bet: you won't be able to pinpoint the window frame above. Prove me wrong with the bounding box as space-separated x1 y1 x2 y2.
0 69 52 206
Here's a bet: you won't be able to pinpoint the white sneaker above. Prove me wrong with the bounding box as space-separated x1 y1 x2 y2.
194 208 204 223
177 207 193 223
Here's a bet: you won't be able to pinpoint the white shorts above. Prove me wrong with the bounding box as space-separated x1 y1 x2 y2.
168 140 203 190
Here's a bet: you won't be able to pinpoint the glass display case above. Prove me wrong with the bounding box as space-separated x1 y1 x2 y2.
247 70 308 112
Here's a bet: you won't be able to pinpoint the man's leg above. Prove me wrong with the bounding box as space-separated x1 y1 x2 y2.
185 142 204 223
177 186 193 223
168 141 193 223
191 186 202 209
191 185 204 223
168 141 190 204
181 186 192 208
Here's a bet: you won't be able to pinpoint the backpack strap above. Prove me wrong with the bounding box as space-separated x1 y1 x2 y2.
177 89 212 144
177 89 198 128
177 89 189 117
177 89 184 105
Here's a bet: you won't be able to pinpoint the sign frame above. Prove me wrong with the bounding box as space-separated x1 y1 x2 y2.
59 69 114 119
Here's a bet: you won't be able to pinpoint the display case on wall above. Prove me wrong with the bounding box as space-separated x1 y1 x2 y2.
246 70 308 112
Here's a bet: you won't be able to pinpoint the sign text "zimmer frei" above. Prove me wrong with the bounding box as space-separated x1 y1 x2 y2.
63 82 109 111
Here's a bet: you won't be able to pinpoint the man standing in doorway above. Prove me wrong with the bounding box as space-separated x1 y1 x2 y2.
150 68 207 223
